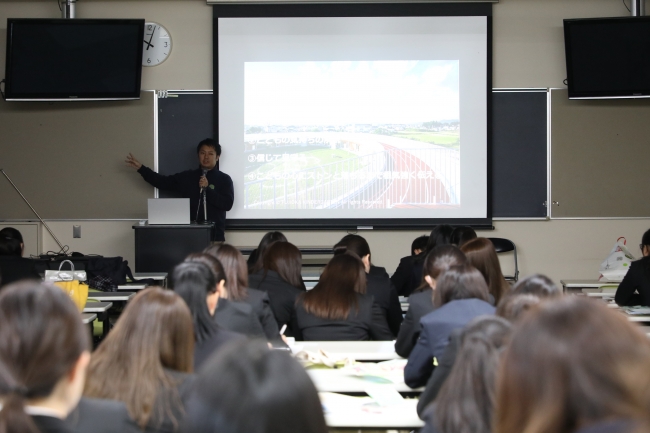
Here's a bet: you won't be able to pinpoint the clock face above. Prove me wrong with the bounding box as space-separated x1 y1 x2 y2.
142 22 172 66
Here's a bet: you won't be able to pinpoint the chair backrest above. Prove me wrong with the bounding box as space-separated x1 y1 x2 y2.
487 238 519 282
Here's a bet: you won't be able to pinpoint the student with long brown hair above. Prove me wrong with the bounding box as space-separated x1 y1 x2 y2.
294 253 393 341
495 297 650 433
84 288 195 433
248 241 305 334
420 316 512 433
404 264 494 388
203 244 280 340
395 245 467 358
461 238 509 305
247 231 287 274
333 234 402 336
0 282 91 433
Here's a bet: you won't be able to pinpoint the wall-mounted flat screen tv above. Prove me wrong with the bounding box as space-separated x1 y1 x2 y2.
4 19 145 101
564 16 650 99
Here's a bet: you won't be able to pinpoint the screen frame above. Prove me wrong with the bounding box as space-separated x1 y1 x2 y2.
564 16 650 100
4 18 145 101
213 3 493 230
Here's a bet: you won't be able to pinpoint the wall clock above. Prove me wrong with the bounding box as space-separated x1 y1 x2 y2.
142 22 172 66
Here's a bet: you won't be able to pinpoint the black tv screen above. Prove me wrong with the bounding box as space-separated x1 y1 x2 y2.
4 19 145 101
564 16 650 99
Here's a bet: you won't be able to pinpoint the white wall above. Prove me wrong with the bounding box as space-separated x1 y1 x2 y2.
3 0 649 284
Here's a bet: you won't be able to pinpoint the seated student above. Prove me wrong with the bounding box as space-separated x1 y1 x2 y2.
615 228 650 306
247 231 287 274
395 245 467 358
333 234 402 336
450 226 477 248
204 244 280 341
172 261 246 368
184 253 265 340
495 297 650 433
392 225 454 297
0 227 40 287
0 281 91 433
412 235 430 256
461 238 510 305
84 288 196 433
66 397 140 433
420 316 512 433
404 264 495 389
248 241 305 335
294 253 394 341
417 273 560 415
183 340 328 433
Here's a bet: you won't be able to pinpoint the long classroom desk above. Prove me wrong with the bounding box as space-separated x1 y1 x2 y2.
83 301 112 337
293 341 401 361
307 367 422 393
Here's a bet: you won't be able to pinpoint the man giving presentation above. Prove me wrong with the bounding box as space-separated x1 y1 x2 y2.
126 138 234 242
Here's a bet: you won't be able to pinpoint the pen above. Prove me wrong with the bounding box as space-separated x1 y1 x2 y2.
279 324 287 335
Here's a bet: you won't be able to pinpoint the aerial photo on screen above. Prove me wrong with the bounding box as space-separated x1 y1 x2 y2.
243 60 460 210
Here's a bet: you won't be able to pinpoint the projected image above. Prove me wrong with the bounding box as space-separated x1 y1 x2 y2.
243 60 460 210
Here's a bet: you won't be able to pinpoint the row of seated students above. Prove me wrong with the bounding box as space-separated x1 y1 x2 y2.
3 271 650 433
1 227 650 433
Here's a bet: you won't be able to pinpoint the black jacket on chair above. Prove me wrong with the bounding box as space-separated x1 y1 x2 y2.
248 269 303 335
294 293 394 341
66 397 140 433
395 288 435 358
615 258 650 306
366 272 403 337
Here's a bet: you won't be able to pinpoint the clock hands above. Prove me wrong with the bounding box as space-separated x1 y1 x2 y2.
144 25 156 50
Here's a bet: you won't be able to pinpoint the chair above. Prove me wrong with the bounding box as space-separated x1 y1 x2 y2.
487 238 519 283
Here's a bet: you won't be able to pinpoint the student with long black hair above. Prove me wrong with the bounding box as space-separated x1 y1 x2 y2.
0 227 40 287
615 228 650 306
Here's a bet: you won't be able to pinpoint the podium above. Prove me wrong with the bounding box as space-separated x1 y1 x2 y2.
133 223 214 273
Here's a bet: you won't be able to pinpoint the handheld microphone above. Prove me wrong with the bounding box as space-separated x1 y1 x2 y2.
200 169 208 193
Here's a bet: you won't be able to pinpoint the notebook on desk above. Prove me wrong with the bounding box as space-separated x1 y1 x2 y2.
147 199 190 225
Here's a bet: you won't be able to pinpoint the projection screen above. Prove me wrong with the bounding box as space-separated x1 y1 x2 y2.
214 3 492 230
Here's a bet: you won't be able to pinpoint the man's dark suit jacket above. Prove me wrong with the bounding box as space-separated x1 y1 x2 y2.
248 269 303 336
404 298 495 388
390 254 424 296
245 288 281 340
293 293 394 341
214 298 265 338
66 397 140 433
366 272 403 337
395 288 435 358
615 258 650 306
0 256 41 287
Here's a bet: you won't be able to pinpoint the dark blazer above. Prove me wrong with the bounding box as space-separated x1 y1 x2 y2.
137 165 234 241
369 265 389 279
419 403 442 433
194 327 246 370
404 298 495 388
395 288 435 358
32 415 76 433
366 272 403 336
66 397 140 433
575 420 639 433
145 370 196 433
214 298 265 338
0 256 41 287
615 258 650 306
294 293 395 341
248 269 303 335
390 254 424 296
416 329 461 418
245 288 281 341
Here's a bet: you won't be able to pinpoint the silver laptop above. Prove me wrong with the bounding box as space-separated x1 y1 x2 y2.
147 199 190 225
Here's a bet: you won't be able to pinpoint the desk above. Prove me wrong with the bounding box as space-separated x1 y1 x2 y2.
133 223 214 273
560 279 619 294
81 313 97 324
87 292 136 302
307 368 422 393
319 392 423 429
83 301 112 337
294 341 401 361
133 272 168 287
